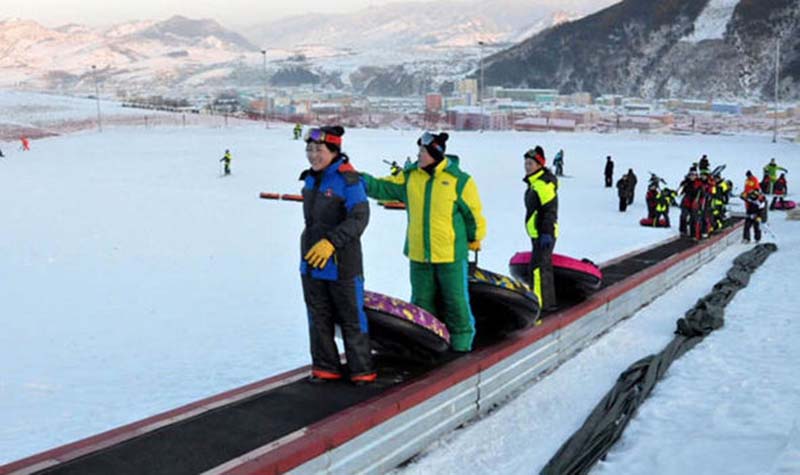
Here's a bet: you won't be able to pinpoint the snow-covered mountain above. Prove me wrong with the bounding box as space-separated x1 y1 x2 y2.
0 16 258 94
482 0 800 101
0 0 618 96
245 0 606 52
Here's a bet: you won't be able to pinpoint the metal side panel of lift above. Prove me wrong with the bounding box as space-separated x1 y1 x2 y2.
289 375 480 475
287 228 741 475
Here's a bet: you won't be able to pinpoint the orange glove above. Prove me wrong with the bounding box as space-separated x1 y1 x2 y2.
305 239 335 268
468 240 482 251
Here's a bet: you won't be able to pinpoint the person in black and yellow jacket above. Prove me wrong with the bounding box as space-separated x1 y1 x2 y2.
219 149 232 175
300 126 375 385
361 132 486 352
524 146 559 312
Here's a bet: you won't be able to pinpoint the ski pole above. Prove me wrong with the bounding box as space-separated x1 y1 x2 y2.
761 221 778 240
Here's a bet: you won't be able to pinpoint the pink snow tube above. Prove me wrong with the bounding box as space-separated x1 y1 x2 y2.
509 252 603 296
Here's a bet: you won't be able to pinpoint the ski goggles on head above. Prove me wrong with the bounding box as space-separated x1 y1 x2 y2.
305 128 342 146
417 132 443 152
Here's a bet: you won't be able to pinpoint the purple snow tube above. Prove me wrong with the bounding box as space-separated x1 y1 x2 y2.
363 291 450 359
468 266 540 338
509 252 603 299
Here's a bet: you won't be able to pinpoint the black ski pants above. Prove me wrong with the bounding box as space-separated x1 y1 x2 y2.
301 275 374 377
530 238 557 310
743 218 761 242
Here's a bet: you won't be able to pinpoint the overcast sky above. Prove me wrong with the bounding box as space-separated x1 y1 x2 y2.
2 0 615 28
1 0 434 28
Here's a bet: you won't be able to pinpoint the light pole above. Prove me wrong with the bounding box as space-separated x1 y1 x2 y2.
91 65 102 132
773 38 780 144
478 41 486 105
478 41 486 131
261 49 269 129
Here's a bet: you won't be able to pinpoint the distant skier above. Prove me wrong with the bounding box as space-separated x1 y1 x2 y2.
293 123 303 140
0 147 4 158
604 156 614 187
20 136 30 151
553 149 564 177
219 149 232 176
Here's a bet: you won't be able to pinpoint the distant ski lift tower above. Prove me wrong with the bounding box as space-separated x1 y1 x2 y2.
261 49 269 129
773 38 780 144
91 65 102 132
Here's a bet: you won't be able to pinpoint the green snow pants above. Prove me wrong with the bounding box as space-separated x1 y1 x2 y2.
410 260 475 352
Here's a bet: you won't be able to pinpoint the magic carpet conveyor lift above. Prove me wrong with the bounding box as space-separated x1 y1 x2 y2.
1 222 743 475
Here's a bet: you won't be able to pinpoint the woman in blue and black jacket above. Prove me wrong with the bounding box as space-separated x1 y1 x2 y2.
299 125 375 385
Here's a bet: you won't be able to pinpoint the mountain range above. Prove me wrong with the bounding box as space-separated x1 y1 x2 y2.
3 0 795 101
0 0 614 95
482 0 800 101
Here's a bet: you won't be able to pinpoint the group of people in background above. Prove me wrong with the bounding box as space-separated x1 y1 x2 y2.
296 126 561 385
604 150 788 244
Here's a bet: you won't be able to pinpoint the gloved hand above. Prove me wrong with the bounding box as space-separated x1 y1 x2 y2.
468 240 482 251
755 216 762 223
305 239 335 269
537 234 554 250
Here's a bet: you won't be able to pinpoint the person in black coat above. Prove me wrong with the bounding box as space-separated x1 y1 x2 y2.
604 156 614 187
626 169 638 205
299 125 375 385
616 174 630 212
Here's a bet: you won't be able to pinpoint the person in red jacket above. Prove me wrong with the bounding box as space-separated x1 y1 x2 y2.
20 136 30 151
744 170 760 194
770 173 788 209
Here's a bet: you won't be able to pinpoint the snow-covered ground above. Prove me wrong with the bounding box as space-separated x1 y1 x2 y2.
0 115 797 470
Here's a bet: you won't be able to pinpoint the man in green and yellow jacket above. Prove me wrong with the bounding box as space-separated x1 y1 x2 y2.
361 132 486 352
524 146 559 312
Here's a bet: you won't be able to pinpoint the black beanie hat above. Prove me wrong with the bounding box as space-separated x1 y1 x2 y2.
319 125 344 153
524 146 546 166
306 125 345 154
418 132 448 162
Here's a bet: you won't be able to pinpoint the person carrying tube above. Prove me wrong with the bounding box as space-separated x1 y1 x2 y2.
524 146 559 313
740 188 766 243
219 149 232 175
771 173 788 209
299 126 375 384
360 132 486 352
